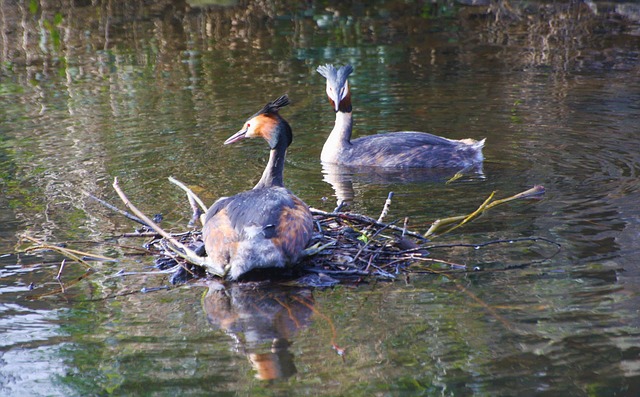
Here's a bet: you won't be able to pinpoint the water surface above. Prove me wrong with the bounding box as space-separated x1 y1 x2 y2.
1 1 640 395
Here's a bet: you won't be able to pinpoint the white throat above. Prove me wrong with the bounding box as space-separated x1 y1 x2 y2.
321 111 353 163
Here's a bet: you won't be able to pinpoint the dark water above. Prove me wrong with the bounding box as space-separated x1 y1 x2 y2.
2 1 640 395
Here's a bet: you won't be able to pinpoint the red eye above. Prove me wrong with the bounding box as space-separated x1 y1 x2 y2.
247 123 251 128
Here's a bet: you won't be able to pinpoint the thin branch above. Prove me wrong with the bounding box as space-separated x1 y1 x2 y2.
352 222 395 263
424 185 545 238
484 185 545 209
26 270 93 300
55 259 66 280
377 192 394 223
120 232 161 238
310 208 426 240
168 176 208 213
21 241 115 263
402 255 467 270
112 177 224 277
82 190 150 228
422 236 561 252
436 191 496 236
21 235 98 270
168 176 208 227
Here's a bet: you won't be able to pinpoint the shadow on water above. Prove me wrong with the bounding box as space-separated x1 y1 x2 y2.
1 0 640 395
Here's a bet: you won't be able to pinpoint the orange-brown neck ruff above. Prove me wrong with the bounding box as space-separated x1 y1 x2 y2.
250 114 279 147
253 115 292 189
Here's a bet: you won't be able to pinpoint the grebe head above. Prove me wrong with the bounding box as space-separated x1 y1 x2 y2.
317 64 353 112
224 95 292 149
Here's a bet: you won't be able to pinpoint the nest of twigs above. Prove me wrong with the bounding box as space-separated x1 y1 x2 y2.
140 206 426 285
95 179 550 287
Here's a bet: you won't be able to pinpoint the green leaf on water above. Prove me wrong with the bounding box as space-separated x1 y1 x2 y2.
29 0 38 14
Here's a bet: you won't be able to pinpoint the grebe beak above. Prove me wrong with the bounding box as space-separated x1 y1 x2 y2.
224 128 247 145
327 90 339 112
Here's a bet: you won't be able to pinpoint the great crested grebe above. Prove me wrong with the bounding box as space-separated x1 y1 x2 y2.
317 64 485 168
201 95 314 280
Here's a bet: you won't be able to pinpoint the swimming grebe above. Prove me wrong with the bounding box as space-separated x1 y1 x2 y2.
317 64 485 168
201 95 314 280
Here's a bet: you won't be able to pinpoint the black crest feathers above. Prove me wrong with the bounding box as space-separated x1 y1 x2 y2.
251 95 293 149
258 95 290 116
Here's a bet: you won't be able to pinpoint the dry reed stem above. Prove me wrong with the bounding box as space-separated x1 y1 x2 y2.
424 185 545 238
20 235 99 270
112 178 224 277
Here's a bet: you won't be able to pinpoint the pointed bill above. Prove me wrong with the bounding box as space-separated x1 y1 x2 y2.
224 128 247 145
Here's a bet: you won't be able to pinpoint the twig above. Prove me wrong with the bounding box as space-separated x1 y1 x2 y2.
377 192 394 223
310 208 426 240
22 239 115 262
168 176 208 213
82 190 150 228
422 236 561 252
168 176 208 227
445 164 477 185
55 259 66 280
110 267 181 277
112 178 224 277
26 270 106 300
120 232 161 238
305 268 370 276
158 239 198 278
352 222 395 263
424 185 545 238
120 231 196 239
436 191 496 236
402 256 467 270
21 235 97 270
484 185 545 209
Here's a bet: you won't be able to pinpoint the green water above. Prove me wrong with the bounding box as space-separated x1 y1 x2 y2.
2 1 640 395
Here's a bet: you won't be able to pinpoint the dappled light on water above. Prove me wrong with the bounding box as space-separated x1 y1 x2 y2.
1 1 640 395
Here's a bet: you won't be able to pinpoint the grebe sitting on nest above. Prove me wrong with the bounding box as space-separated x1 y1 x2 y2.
201 95 314 280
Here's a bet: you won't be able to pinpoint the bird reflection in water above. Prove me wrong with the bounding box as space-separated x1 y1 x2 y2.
322 162 485 209
202 282 315 380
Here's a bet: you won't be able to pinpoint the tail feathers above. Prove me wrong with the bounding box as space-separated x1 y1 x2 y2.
460 137 486 150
